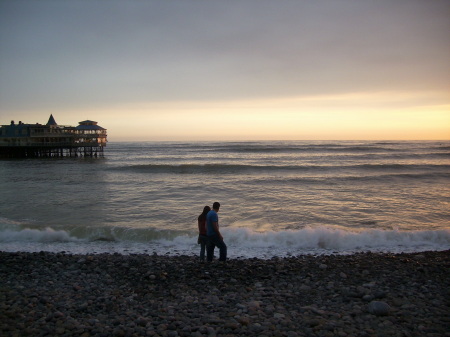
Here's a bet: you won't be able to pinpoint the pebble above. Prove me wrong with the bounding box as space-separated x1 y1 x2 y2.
0 250 448 337
367 301 391 316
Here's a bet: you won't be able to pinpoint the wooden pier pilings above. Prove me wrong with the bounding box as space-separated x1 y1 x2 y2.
0 146 105 158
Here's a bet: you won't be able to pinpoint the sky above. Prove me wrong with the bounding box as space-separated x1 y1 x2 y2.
0 0 449 141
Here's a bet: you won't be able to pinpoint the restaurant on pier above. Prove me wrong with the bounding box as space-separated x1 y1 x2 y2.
0 115 107 157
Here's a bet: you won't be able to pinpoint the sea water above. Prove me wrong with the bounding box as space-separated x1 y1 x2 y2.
0 141 449 258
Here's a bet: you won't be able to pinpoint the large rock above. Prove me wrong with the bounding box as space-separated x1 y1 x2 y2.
367 301 391 316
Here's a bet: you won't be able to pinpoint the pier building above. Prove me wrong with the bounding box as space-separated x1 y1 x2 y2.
0 115 107 158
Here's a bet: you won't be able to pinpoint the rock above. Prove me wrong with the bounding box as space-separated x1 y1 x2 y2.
367 301 391 316
113 328 126 337
135 317 148 327
299 284 311 291
237 317 250 326
1 250 449 337
224 322 239 330
304 318 323 327
247 300 261 309
206 327 216 337
362 294 374 302
53 311 65 319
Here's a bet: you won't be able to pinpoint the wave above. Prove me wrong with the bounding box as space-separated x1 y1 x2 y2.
249 172 450 185
0 227 81 243
1 225 448 256
213 145 403 154
109 141 450 156
225 227 450 251
114 163 450 175
203 142 450 154
0 225 190 243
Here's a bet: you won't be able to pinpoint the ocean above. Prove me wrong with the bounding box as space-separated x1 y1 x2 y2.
0 141 449 258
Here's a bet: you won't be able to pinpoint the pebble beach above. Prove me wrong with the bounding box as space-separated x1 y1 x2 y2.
1 250 449 337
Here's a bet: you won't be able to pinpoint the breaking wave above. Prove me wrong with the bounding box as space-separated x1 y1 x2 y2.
0 227 79 243
115 163 450 175
225 227 450 253
1 224 448 257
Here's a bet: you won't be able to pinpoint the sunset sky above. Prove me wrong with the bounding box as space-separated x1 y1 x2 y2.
0 0 449 141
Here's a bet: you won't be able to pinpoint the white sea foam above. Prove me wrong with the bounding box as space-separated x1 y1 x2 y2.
0 227 80 243
223 227 450 253
0 225 448 257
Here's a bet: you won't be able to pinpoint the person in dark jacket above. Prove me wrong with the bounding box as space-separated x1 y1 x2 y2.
197 205 211 262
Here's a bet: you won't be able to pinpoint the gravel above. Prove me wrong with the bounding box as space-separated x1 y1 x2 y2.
1 250 449 337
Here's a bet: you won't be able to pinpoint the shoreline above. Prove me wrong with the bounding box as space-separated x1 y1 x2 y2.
1 250 449 337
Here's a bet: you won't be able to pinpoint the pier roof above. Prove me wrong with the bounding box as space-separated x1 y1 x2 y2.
79 120 98 125
75 124 106 130
76 119 105 130
46 114 57 126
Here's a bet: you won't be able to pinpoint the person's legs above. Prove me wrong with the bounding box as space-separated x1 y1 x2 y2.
206 240 215 262
200 241 206 261
216 239 227 261
208 235 227 262
199 235 208 261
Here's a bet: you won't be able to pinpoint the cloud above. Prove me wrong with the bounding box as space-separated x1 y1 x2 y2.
0 0 449 142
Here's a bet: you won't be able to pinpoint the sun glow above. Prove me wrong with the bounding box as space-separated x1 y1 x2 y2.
66 91 449 141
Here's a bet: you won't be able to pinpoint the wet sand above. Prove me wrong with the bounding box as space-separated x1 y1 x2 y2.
1 250 449 337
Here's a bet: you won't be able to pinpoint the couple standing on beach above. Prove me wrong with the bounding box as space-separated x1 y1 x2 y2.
198 202 227 262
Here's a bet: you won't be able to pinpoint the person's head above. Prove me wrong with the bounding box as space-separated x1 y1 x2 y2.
212 202 220 211
202 205 211 216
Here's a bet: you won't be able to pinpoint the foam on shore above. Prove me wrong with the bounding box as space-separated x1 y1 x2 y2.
0 224 448 257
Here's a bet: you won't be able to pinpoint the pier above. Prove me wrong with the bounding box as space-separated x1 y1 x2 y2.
0 115 107 158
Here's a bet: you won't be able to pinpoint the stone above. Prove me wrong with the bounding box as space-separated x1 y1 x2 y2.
237 317 250 326
299 284 311 291
1 250 448 337
362 294 374 302
367 301 391 316
135 317 148 327
247 300 261 309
